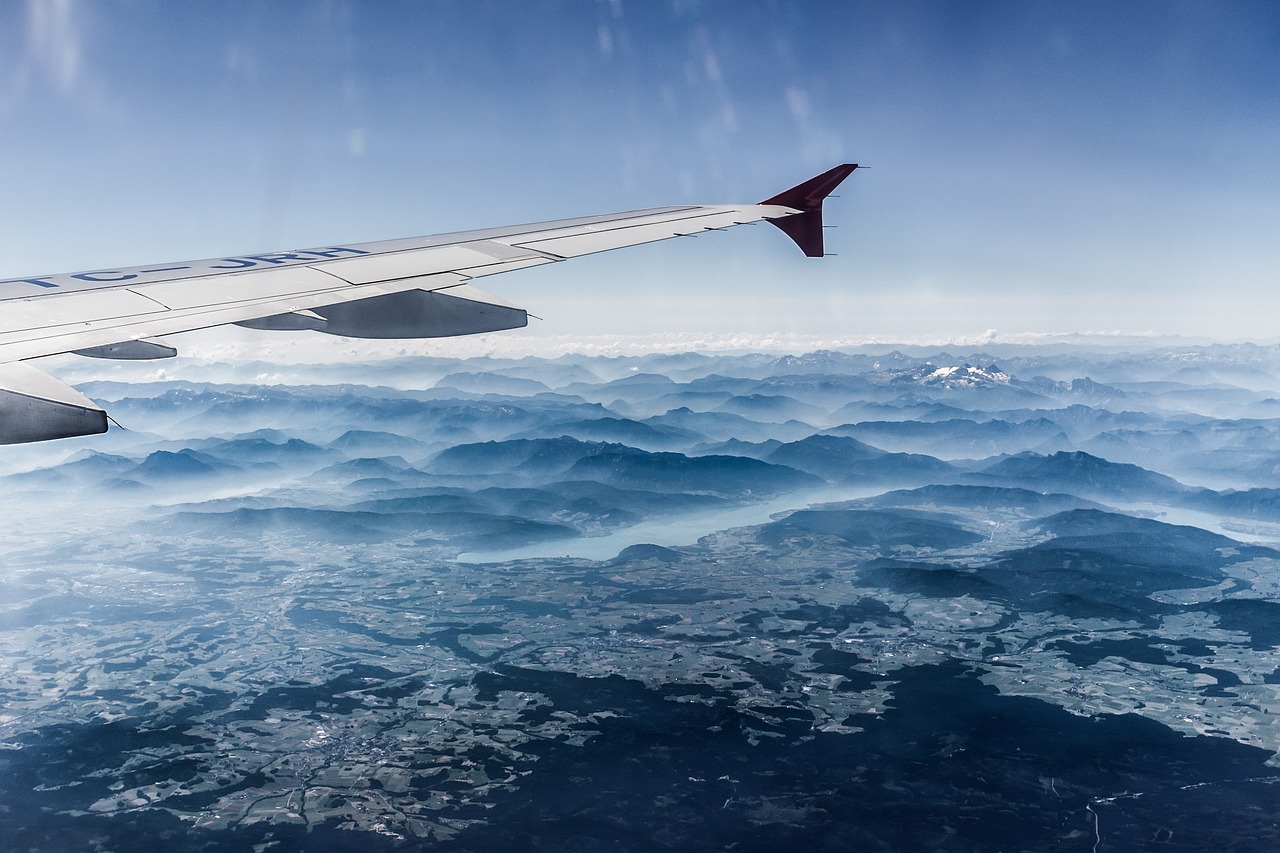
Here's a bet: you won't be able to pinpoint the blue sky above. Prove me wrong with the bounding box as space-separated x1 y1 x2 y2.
2 0 1279 347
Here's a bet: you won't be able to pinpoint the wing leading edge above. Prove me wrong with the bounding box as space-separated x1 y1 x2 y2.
0 164 857 443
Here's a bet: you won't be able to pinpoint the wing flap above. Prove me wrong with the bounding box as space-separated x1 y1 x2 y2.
0 273 465 361
0 289 168 335
132 266 344 311
462 257 555 278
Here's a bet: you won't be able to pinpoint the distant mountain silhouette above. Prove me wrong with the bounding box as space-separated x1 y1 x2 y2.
564 449 820 499
825 418 1069 459
430 437 614 477
712 394 827 424
560 372 679 403
642 407 815 443
688 438 784 459
1181 487 1280 520
132 449 234 480
188 436 337 468
511 417 702 451
542 479 728 515
433 371 554 396
969 450 1188 501
329 429 436 459
303 456 432 488
827 398 974 425
7 451 136 487
428 437 817 501
863 484 1106 514
642 390 735 414
765 434 956 485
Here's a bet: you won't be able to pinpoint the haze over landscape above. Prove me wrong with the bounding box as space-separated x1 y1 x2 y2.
5 344 1280 849
4 1 1280 851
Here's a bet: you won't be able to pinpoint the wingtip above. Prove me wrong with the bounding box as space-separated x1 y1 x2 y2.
760 163 858 210
761 164 858 256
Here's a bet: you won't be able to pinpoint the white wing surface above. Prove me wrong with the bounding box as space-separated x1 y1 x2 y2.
0 164 857 443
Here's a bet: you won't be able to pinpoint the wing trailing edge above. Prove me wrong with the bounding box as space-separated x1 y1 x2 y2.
0 362 108 444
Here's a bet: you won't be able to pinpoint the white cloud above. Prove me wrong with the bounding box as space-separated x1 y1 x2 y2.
784 85 809 120
348 127 366 156
60 327 1206 371
26 0 82 96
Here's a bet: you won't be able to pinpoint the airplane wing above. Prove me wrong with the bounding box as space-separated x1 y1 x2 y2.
0 163 857 444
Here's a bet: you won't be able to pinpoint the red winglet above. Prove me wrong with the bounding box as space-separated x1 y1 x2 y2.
759 163 858 257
